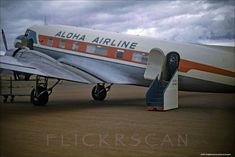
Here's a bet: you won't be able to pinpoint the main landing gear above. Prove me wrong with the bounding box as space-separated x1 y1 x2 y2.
91 83 112 101
30 76 60 106
14 72 31 81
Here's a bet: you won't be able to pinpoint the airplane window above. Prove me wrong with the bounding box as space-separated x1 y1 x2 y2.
59 39 66 48
47 38 53 46
142 55 148 63
132 53 148 63
95 46 107 56
72 42 79 51
25 29 37 44
25 30 30 37
116 49 124 58
86 45 96 53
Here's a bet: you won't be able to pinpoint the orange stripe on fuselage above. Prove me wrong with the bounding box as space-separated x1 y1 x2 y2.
179 59 235 78
38 35 148 65
38 34 235 78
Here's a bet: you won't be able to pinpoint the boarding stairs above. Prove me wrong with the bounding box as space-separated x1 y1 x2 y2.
146 70 178 111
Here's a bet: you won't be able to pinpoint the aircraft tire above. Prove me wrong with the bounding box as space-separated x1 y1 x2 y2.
30 86 49 106
92 85 107 101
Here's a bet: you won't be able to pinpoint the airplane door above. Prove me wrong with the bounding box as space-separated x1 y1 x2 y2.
164 52 180 81
144 48 165 80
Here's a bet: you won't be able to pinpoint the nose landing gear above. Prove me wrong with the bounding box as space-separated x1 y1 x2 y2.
91 83 112 101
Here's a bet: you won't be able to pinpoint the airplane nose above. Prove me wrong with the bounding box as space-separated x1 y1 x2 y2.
14 38 21 48
14 35 27 48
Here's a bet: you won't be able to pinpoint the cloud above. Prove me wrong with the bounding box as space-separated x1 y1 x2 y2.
0 0 234 50
124 1 235 44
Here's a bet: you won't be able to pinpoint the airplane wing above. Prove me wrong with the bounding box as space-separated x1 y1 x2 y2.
0 48 103 83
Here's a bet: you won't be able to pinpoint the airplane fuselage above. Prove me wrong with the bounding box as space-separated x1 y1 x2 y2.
15 25 235 92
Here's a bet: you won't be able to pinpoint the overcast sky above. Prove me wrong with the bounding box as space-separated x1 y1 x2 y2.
0 0 235 50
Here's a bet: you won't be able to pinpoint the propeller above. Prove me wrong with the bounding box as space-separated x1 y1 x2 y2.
1 29 8 51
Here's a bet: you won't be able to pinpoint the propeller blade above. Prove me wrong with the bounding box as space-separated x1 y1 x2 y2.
1 29 8 51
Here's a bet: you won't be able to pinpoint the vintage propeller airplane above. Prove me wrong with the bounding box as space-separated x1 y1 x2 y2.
0 25 234 110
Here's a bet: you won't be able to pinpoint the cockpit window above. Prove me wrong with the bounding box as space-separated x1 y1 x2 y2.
25 29 37 44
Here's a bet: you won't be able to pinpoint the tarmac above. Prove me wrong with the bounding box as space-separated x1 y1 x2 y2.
0 80 234 157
